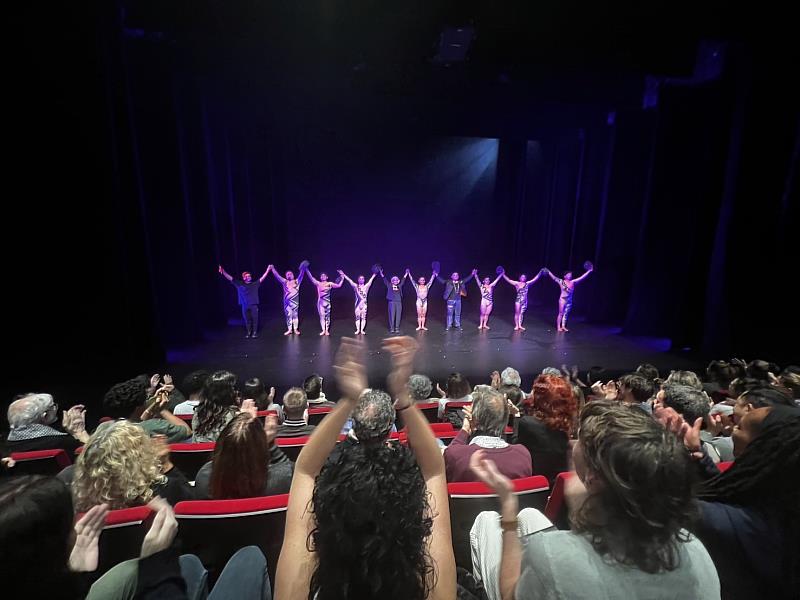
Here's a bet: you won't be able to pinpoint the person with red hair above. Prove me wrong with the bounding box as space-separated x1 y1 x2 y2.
514 374 577 485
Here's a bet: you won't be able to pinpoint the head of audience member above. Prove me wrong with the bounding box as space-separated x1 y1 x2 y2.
782 365 800 376
617 374 656 407
778 372 800 399
310 439 432 599
103 376 149 420
699 405 800 588
705 361 738 389
181 370 210 401
210 413 270 499
351 389 396 445
303 374 324 401
541 367 562 377
7 393 58 430
244 377 269 410
571 401 695 573
745 359 779 381
194 370 239 438
664 370 703 390
728 376 763 398
445 372 471 400
282 387 308 422
587 366 607 386
733 385 794 425
469 387 508 438
635 363 661 382
0 476 77 594
525 374 577 435
501 367 522 388
658 384 711 424
500 384 524 407
408 374 433 402
72 420 164 511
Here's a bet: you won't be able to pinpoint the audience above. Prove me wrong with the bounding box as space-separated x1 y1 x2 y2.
303 373 335 408
437 371 472 418
72 421 192 510
172 370 210 415
104 376 191 443
195 413 293 499
635 362 661 383
192 370 239 443
445 386 531 482
274 336 456 600
616 373 656 414
470 401 719 600
515 374 577 486
4 393 88 454
657 383 723 461
275 387 315 438
408 373 434 402
243 377 278 412
665 369 704 390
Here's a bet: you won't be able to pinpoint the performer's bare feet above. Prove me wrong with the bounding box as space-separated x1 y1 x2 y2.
519 326 526 331
416 326 421 331
422 326 428 330
319 331 325 336
284 330 292 336
562 327 569 332
295 330 300 335
485 325 490 330
325 331 330 336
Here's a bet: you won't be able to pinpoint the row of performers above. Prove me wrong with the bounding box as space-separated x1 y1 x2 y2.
218 260 593 338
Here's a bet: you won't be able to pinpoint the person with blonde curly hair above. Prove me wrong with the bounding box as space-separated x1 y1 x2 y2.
72 421 192 511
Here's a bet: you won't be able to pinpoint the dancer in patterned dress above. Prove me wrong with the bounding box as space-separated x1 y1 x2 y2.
474 269 504 330
269 263 306 336
543 263 593 332
405 267 438 331
303 266 344 336
339 270 377 335
502 269 545 331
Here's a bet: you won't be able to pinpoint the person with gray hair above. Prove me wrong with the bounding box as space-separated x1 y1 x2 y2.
501 368 521 388
351 389 396 444
4 393 89 454
444 387 531 482
541 367 562 377
408 374 433 402
655 384 721 462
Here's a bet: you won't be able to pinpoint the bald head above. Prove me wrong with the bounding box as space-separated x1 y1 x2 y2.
8 393 57 429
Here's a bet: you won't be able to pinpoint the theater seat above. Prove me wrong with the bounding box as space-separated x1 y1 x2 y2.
93 505 154 576
444 401 470 419
174 494 289 586
307 407 332 426
275 436 311 461
9 449 72 476
416 402 440 423
544 471 575 530
169 442 216 480
717 461 734 472
448 475 550 570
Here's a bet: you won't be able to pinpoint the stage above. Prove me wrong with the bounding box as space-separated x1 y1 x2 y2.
164 307 696 394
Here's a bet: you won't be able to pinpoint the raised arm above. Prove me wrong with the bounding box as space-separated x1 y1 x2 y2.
270 265 286 284
365 273 377 290
218 265 234 282
502 272 518 286
526 268 544 286
490 272 504 287
572 266 594 283
331 273 344 288
296 264 305 285
405 269 418 291
338 270 356 288
383 337 456 600
304 267 320 287
275 338 366 600
259 265 272 283
435 273 447 285
543 268 559 283
463 269 477 284
427 272 437 290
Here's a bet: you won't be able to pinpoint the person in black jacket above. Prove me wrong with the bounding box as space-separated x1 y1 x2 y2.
436 269 477 330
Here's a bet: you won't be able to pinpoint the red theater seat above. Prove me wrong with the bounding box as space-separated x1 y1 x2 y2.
169 442 216 480
9 449 72 476
174 413 194 424
448 475 550 569
307 407 332 426
174 494 289 586
92 505 154 576
444 401 470 417
416 402 440 423
544 471 575 530
717 461 734 472
275 436 311 461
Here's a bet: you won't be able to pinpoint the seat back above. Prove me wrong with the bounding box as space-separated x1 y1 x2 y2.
416 402 440 423
448 475 549 569
169 442 216 480
275 436 311 462
543 471 575 530
9 449 72 476
175 494 289 586
307 407 332 426
94 506 154 576
717 461 734 472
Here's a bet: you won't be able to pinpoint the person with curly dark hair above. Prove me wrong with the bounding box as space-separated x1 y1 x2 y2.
471 401 719 600
192 370 240 443
103 376 190 443
515 374 577 486
274 336 456 600
675 404 800 600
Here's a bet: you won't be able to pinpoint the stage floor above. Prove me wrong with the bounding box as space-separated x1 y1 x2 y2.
165 308 696 394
